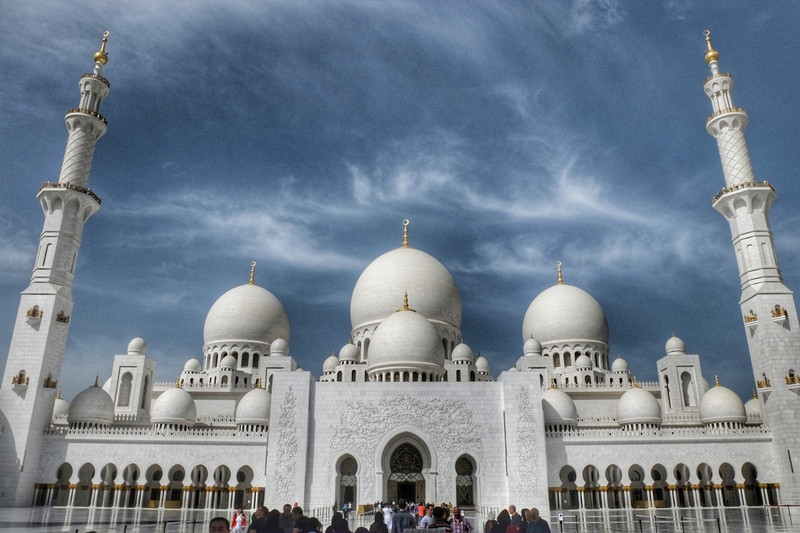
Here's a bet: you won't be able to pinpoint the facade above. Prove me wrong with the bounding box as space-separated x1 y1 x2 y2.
1 32 799 518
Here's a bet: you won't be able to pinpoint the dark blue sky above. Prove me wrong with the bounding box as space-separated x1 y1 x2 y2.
2 1 799 401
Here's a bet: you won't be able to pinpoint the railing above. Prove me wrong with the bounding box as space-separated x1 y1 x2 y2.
705 106 747 124
712 180 774 203
39 180 102 204
66 106 108 124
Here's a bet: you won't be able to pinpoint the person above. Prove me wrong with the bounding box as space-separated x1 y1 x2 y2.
427 507 452 533
419 505 435 529
483 520 498 533
450 506 472 533
392 499 415 533
279 504 295 533
326 513 344 533
524 509 550 533
495 510 510 532
518 510 528 533
382 503 393 530
248 507 268 533
232 506 247 533
369 510 388 533
211 517 231 533
343 503 350 520
291 507 306 533
507 506 521 528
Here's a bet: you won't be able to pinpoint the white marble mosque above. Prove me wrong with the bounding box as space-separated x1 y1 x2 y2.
1 31 799 520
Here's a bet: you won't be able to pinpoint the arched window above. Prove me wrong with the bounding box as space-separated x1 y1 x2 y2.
455 456 475 506
117 372 133 407
339 457 358 508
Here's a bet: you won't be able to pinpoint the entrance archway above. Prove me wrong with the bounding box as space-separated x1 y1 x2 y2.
338 456 358 509
388 443 425 503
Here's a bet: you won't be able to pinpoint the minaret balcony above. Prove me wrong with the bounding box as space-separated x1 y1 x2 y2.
771 305 789 325
711 180 774 205
66 107 107 125
26 306 43 325
743 310 758 332
706 106 747 124
38 181 102 205
80 72 110 87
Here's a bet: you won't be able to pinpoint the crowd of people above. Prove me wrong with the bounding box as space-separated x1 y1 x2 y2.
208 503 550 533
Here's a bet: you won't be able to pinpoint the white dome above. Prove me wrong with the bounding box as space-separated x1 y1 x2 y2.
323 353 339 372
339 342 358 362
204 284 289 345
183 357 202 373
52 395 70 421
575 354 592 369
744 396 760 423
127 336 148 355
220 354 237 369
542 387 578 426
523 283 609 346
151 386 197 426
236 386 271 425
475 355 490 374
270 337 289 356
665 335 686 355
699 384 746 425
523 337 542 356
68 384 114 426
367 309 445 373
611 356 628 372
351 247 461 331
617 387 662 426
452 342 474 363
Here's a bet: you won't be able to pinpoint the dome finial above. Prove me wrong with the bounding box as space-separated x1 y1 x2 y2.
94 31 110 65
703 30 719 64
174 377 182 389
632 376 638 388
715 374 720 386
93 375 99 387
398 291 416 312
557 261 563 284
402 219 410 247
250 261 257 284
57 389 62 399
752 388 757 399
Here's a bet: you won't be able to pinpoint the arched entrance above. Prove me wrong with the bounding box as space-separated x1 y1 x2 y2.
388 443 425 503
338 456 358 508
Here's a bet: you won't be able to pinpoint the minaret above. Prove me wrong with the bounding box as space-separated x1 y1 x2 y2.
0 33 111 506
703 31 800 503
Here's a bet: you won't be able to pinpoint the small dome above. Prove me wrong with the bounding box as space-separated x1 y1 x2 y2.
475 355 490 374
617 387 662 426
665 335 686 355
452 342 474 363
699 383 746 425
523 283 609 346
52 394 70 421
220 354 237 369
367 309 445 374
270 337 289 356
339 342 358 362
523 337 542 356
236 386 271 426
744 396 760 423
323 353 339 372
183 357 202 373
611 356 628 372
203 284 289 345
542 387 578 426
575 354 592 370
68 384 114 426
351 246 461 331
151 386 197 426
127 336 148 355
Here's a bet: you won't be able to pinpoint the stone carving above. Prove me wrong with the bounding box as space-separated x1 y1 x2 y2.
274 386 298 501
514 389 539 502
327 393 482 501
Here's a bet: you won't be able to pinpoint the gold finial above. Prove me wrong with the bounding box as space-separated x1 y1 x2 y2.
94 31 110 65
703 30 719 64
250 261 257 284
174 377 182 388
255 378 262 389
57 389 62 399
557 261 563 284
752 388 757 399
715 374 719 386
550 378 557 389
402 219 410 247
632 376 638 388
93 375 99 387
398 291 416 312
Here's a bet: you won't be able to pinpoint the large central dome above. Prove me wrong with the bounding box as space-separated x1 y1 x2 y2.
204 283 290 345
350 246 461 331
523 283 608 345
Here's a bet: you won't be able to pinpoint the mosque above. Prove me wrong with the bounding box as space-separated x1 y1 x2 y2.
1 31 799 520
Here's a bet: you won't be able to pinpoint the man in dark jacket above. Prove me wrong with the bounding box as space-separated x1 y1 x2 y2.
392 499 415 533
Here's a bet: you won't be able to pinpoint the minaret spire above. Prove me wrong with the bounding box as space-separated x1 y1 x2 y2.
0 34 112 506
